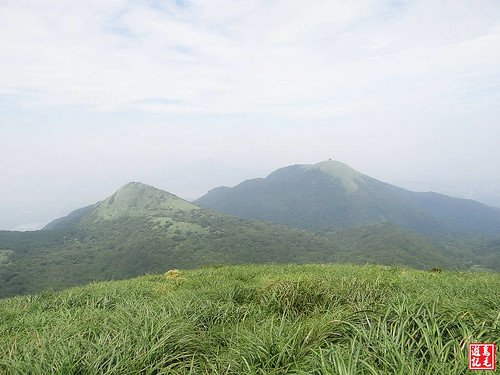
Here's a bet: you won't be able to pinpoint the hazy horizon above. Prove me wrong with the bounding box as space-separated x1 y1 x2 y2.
2 0 500 230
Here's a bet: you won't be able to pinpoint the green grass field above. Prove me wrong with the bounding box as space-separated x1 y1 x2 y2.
1 264 499 374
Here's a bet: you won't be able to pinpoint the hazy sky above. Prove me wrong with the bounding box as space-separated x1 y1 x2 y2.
1 0 500 230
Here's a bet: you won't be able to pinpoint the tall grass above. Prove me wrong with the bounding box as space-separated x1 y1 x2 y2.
0 264 498 374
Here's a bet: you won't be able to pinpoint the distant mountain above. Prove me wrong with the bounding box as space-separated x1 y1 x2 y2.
196 160 500 237
43 182 198 230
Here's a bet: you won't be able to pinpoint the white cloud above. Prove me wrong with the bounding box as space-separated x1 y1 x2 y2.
1 0 499 117
1 0 500 229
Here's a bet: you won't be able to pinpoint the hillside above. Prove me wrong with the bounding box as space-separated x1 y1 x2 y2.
326 223 469 269
0 183 340 297
196 160 500 236
1 264 499 374
1 181 493 299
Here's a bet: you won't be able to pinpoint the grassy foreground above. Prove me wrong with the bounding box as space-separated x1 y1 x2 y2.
0 264 499 374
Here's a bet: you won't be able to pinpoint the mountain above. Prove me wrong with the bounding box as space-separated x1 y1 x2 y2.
1 179 495 298
43 181 198 230
196 160 500 237
0 182 344 298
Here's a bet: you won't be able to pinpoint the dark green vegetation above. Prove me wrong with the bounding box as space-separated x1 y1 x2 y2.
1 264 499 374
325 223 466 269
196 160 500 271
196 160 500 236
0 183 339 298
1 176 498 298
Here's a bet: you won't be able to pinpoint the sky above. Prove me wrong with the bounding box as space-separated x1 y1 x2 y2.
1 0 500 230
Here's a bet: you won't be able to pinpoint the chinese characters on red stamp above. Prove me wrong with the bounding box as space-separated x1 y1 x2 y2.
468 343 496 371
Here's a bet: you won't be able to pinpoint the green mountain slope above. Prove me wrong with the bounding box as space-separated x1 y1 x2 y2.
0 181 491 298
1 264 499 374
0 183 342 297
44 182 198 230
196 160 500 236
326 223 470 269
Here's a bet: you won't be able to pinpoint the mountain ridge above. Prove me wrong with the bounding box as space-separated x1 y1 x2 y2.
2 165 498 298
196 160 500 236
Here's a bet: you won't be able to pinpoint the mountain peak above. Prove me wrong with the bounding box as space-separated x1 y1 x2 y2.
117 181 156 192
309 160 362 175
95 182 197 220
44 182 199 230
302 160 364 192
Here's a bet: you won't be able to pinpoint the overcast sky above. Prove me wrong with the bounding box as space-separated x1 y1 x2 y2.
1 0 500 230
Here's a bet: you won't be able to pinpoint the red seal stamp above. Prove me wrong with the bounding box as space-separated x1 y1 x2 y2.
468 343 496 371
